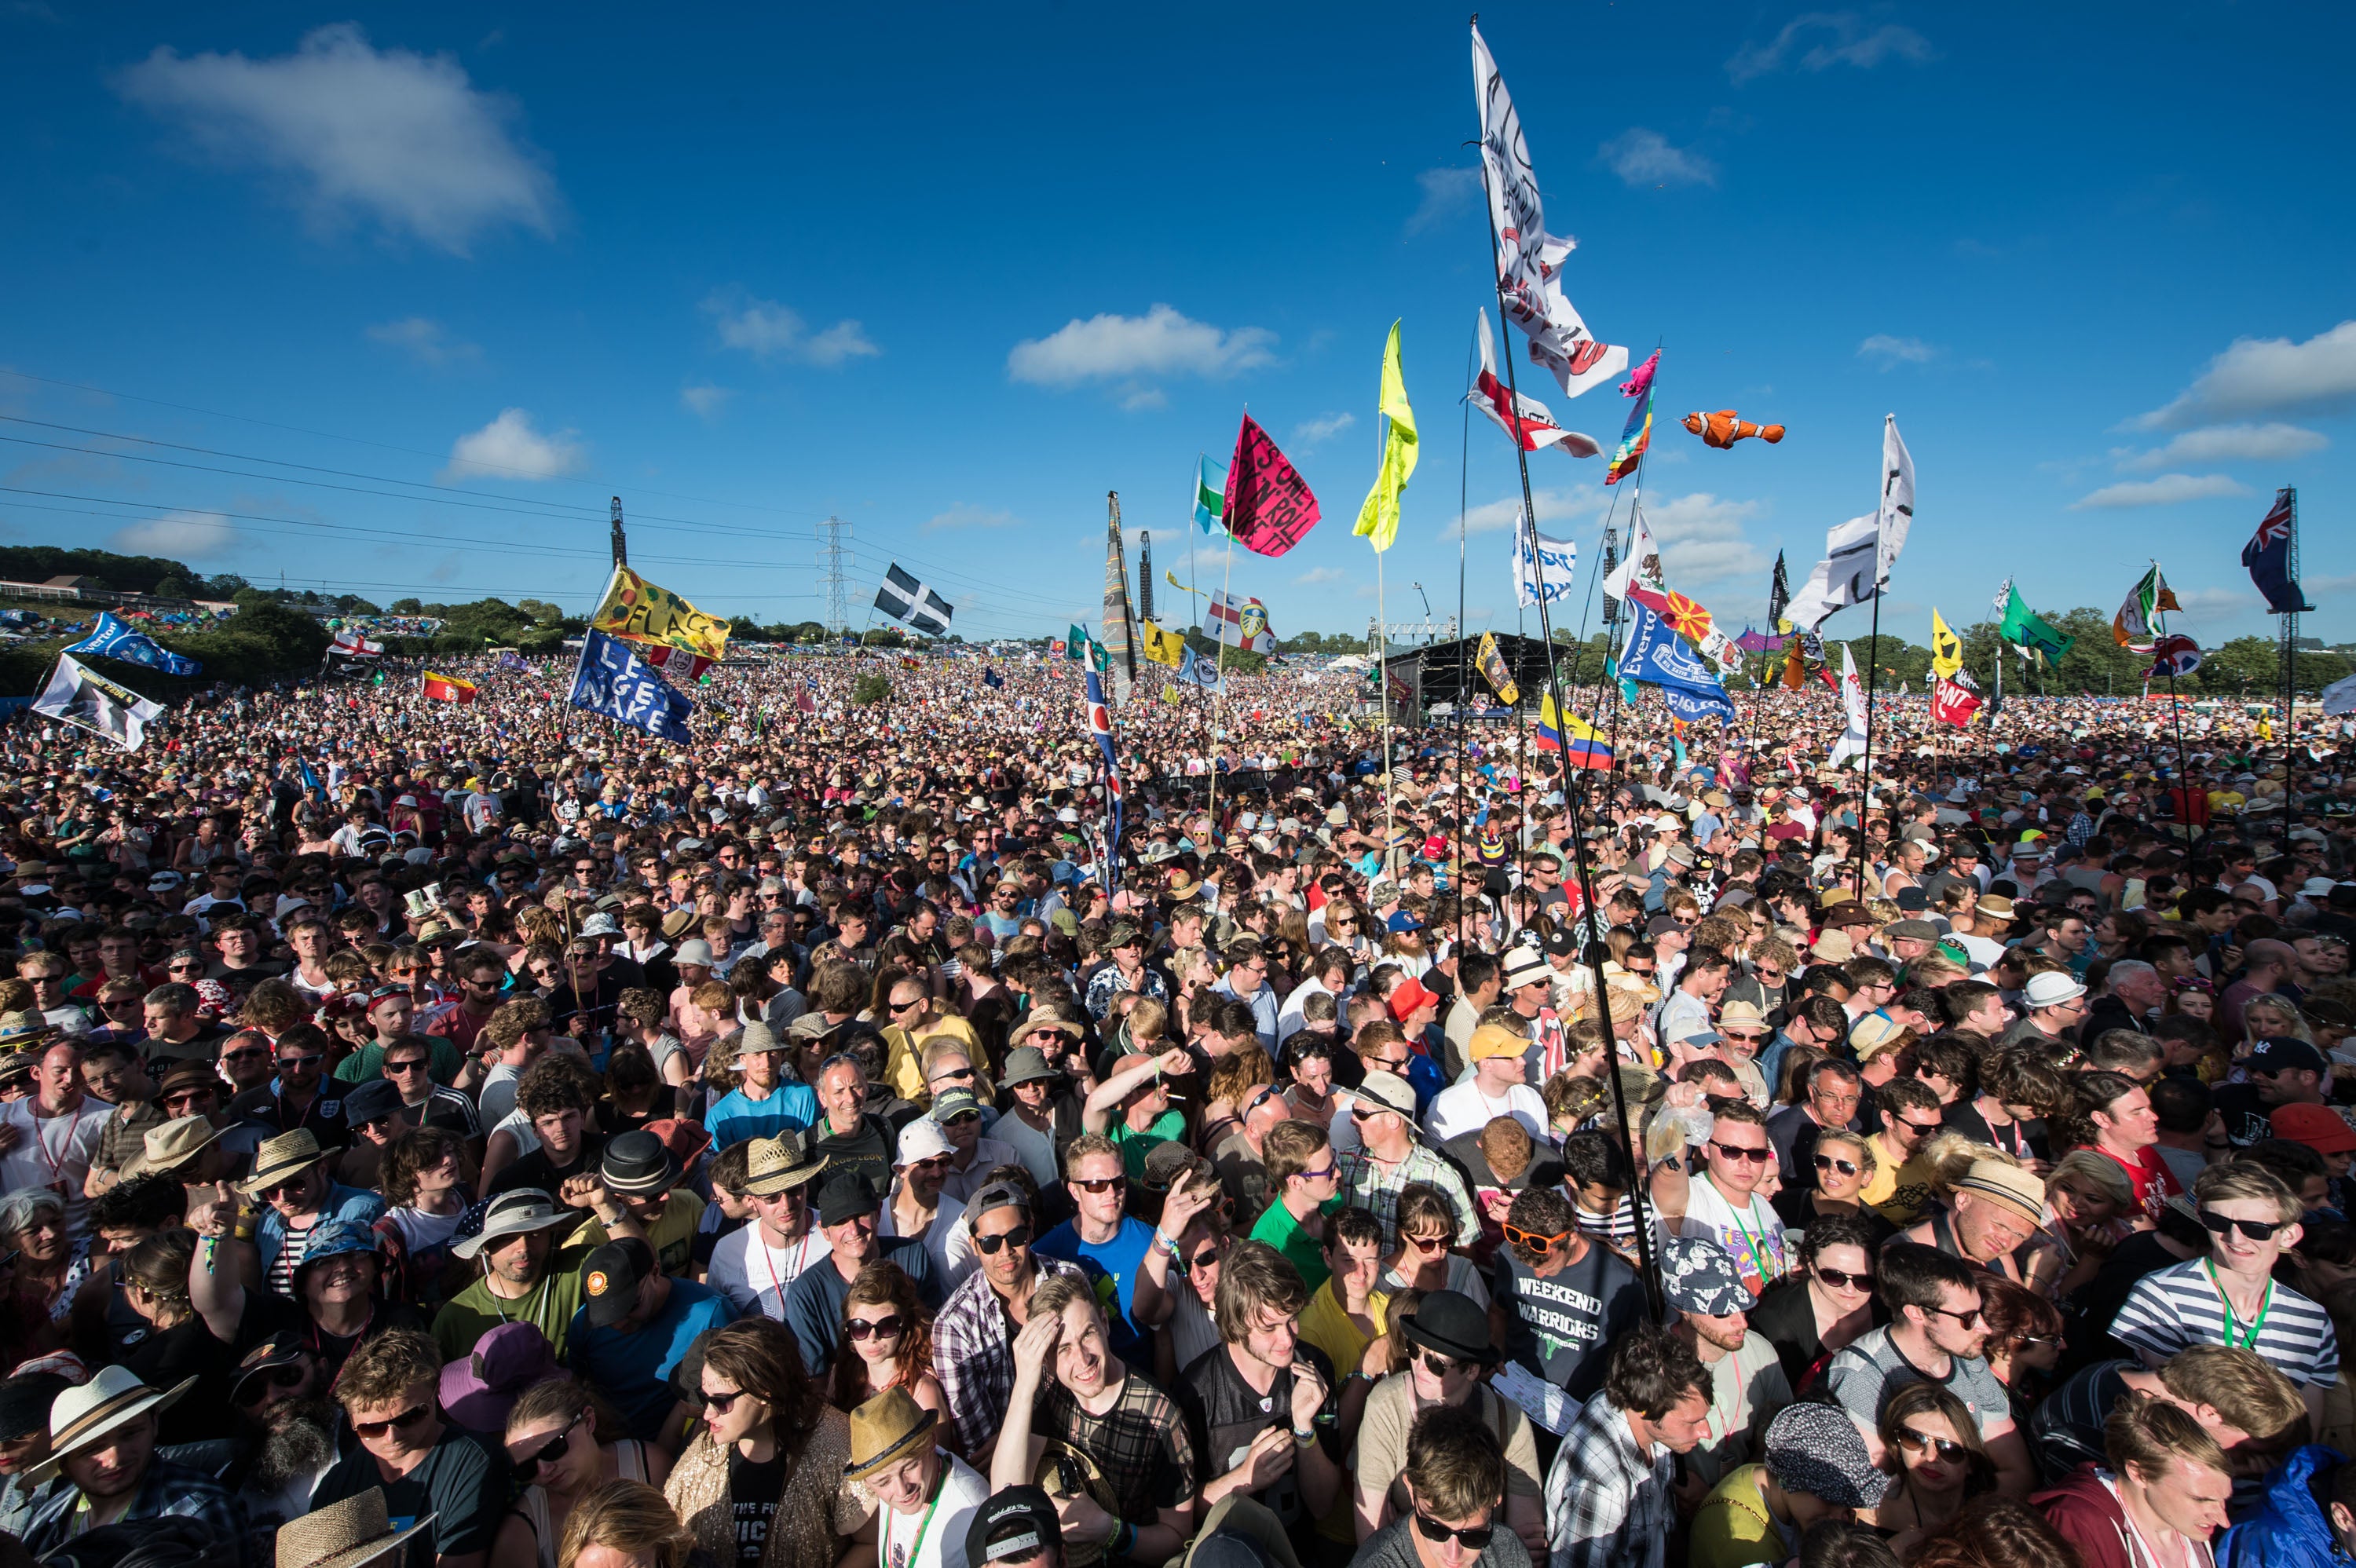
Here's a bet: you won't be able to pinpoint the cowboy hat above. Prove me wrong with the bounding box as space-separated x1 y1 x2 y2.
26 1365 197 1484
237 1129 333 1197
844 1387 939 1482
121 1114 224 1180
450 1188 578 1260
742 1130 829 1197
274 1487 440 1568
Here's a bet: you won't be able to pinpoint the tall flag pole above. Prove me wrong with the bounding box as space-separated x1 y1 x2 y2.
1355 319 1420 853
1851 413 1914 899
1471 15 1659 1319
1102 492 1137 705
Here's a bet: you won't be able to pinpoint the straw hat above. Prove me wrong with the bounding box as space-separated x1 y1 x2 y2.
274 1487 440 1568
742 1129 829 1197
26 1366 196 1484
237 1129 333 1197
844 1387 939 1482
121 1114 224 1179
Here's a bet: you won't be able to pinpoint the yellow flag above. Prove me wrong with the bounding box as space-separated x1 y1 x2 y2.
1352 320 1418 552
590 566 731 662
1137 620 1187 668
1930 609 1963 680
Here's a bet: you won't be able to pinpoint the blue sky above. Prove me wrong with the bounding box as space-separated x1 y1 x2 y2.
1 4 2350 648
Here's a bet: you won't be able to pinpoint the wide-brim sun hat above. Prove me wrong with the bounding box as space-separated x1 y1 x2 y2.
236 1129 332 1197
26 1366 197 1485
450 1188 578 1260
274 1487 440 1568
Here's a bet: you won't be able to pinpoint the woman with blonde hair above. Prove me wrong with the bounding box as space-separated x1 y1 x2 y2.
496 1377 671 1568
826 1262 946 1424
2243 992 2313 1047
2040 1148 2139 1297
667 1317 862 1568
557 1479 697 1568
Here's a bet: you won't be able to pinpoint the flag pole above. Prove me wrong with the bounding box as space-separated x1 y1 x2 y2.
1376 405 1397 868
1456 314 1476 907
1853 589 1883 901
1472 43 1662 1319
2150 559 2199 846
1206 522 1237 835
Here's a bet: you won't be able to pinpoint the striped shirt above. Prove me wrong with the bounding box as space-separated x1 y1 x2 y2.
2109 1259 2340 1387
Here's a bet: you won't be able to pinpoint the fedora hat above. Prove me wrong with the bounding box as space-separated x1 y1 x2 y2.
237 1129 332 1197
27 1365 197 1484
449 1188 577 1260
743 1130 829 1196
1398 1290 1499 1365
844 1387 939 1482
121 1114 224 1179
275 1487 439 1568
599 1129 679 1196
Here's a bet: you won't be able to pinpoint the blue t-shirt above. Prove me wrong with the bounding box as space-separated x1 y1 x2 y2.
565 1278 736 1440
704 1082 818 1150
1033 1215 1156 1366
781 1237 943 1380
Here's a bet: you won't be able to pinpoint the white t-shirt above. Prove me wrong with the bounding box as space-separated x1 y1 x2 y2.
387 1205 466 1255
869 1452 990 1568
987 1113 1061 1190
707 1222 832 1317
0 1098 112 1236
478 1063 523 1131
1424 1080 1547 1143
1680 1174 1790 1291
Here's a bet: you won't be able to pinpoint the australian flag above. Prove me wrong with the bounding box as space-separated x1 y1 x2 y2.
1085 671 1122 888
569 630 694 743
2243 489 2312 614
66 612 199 676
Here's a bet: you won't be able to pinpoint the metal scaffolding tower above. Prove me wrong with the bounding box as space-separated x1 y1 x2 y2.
820 515 851 636
609 497 628 569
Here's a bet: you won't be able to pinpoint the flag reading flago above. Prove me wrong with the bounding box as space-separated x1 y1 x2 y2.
591 566 730 662
569 630 692 743
1221 414 1320 557
1930 610 1963 680
421 672 477 704
1476 631 1519 707
1353 321 1419 553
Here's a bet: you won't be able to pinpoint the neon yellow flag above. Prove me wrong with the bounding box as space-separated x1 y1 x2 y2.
1352 320 1418 553
1137 620 1187 667
1930 609 1963 680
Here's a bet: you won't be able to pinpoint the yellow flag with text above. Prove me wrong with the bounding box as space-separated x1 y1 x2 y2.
1137 620 1187 668
1930 609 1963 680
591 566 731 662
1352 320 1418 553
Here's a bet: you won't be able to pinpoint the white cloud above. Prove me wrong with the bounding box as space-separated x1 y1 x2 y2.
1294 566 1345 586
1644 492 1770 584
2113 422 2327 471
925 504 1019 532
1290 411 1356 449
1597 129 1717 189
1858 334 1937 367
2069 473 2250 510
115 23 558 255
702 291 879 367
2135 320 2356 429
365 316 479 367
439 408 585 483
679 384 732 419
1727 13 1935 83
1441 486 1612 542
1007 304 1275 388
1406 167 1480 235
109 509 237 560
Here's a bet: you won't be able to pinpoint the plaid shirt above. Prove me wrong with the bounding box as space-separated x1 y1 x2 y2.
1334 1142 1480 1248
934 1253 1087 1454
21 1459 253 1566
1544 1394 1671 1568
1034 1370 1198 1527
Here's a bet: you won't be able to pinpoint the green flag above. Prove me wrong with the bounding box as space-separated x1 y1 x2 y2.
1065 625 1088 662
1996 581 2072 663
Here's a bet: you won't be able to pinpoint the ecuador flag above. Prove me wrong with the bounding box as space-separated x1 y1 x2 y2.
1533 694 1613 770
422 671 478 704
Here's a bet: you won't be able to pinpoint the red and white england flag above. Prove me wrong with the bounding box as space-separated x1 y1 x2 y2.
1470 309 1601 459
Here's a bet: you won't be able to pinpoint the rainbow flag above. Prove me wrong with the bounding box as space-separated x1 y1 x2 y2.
1604 352 1659 486
1533 694 1613 769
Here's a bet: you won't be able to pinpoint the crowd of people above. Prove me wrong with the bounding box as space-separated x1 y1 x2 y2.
0 643 2351 1568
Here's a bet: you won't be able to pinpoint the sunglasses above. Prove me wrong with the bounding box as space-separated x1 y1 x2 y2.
512 1409 587 1471
1815 1266 1873 1292
1813 1154 1860 1178
235 1363 307 1404
1071 1176 1127 1194
701 1387 750 1413
2197 1209 2284 1242
1503 1223 1570 1255
975 1225 1034 1255
1710 1140 1775 1164
1896 1427 1970 1464
1419 1351 1470 1380
1187 1244 1223 1272
1928 1303 1985 1329
278 1054 324 1071
354 1404 433 1439
384 1060 430 1076
1411 1511 1494 1551
847 1314 908 1341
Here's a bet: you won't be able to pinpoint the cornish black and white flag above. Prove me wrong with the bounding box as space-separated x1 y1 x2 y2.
874 565 953 636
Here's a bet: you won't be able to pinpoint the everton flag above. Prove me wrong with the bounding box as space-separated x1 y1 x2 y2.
570 630 693 743
66 612 199 677
1619 598 1736 722
2243 489 2311 614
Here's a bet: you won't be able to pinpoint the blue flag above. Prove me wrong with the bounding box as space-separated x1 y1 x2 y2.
2243 490 2312 615
983 668 1004 689
1177 645 1225 695
1621 600 1737 722
569 630 694 742
66 612 199 677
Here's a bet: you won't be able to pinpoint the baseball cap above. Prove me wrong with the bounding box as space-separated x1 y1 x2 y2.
2247 1037 2329 1076
965 1486 1063 1568
580 1237 654 1329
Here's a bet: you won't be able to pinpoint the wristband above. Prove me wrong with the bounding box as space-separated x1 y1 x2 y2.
1112 1522 1137 1558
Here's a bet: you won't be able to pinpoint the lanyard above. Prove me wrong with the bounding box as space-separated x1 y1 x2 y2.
2203 1260 2274 1351
1707 1176 1775 1281
880 1478 943 1568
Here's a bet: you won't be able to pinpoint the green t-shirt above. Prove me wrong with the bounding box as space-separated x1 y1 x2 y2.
1106 1109 1187 1182
1687 1465 1783 1568
1249 1194 1334 1294
434 1238 593 1362
334 1035 464 1086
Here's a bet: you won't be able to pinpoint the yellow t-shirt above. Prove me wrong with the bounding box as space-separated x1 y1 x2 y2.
883 1014 989 1105
570 1188 707 1279
1860 1145 1939 1226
